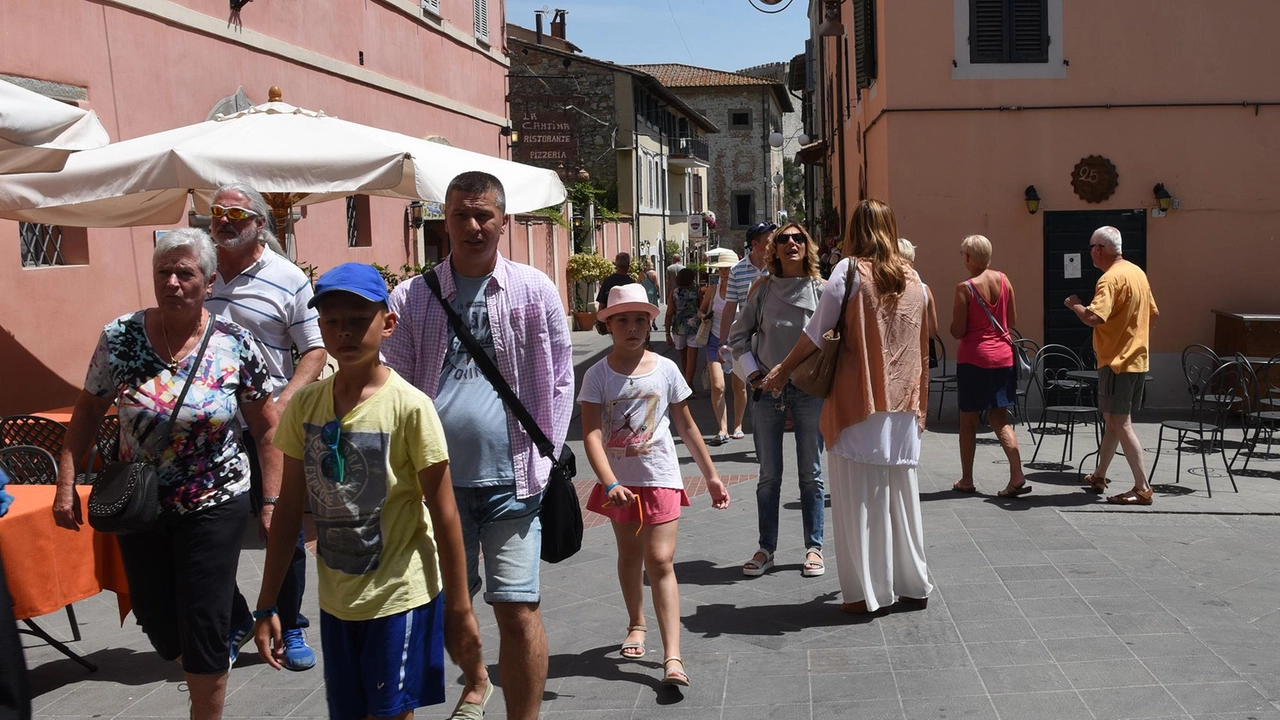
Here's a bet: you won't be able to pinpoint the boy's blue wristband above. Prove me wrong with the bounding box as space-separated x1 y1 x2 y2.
604 482 621 493
252 607 278 621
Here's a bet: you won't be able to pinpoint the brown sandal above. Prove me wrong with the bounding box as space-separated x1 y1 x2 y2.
1106 488 1153 506
1084 474 1109 493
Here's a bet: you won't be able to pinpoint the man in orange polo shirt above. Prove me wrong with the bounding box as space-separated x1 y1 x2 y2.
1065 226 1160 505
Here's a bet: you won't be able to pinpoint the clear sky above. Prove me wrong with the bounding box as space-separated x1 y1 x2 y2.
504 0 811 72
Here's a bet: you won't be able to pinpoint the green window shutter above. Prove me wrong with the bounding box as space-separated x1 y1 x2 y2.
969 0 1007 63
853 0 877 91
1010 0 1049 63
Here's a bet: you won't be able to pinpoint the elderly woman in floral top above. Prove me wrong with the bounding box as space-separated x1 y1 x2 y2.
53 228 279 720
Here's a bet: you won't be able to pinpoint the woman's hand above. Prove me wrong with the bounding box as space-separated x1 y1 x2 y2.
605 484 635 508
52 482 82 530
760 366 787 394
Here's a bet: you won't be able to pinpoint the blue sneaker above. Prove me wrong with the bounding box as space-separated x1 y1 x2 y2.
281 628 316 671
228 621 254 667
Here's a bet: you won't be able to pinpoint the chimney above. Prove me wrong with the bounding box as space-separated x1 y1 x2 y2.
551 9 567 40
534 9 544 44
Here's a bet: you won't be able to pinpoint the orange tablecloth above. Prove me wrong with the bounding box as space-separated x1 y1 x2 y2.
0 485 130 623
31 405 117 425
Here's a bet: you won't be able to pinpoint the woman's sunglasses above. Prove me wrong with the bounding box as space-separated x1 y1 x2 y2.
320 419 346 484
777 232 807 246
209 205 261 221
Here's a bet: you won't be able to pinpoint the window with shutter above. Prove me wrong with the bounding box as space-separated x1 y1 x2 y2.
420 0 440 17
853 0 877 92
473 0 489 43
969 0 1047 64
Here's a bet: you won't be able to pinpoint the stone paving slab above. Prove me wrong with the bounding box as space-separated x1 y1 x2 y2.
20 329 1280 718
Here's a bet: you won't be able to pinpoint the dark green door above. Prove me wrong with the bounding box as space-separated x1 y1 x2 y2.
1043 209 1147 352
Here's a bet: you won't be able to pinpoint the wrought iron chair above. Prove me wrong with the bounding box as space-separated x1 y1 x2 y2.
1148 360 1249 497
0 414 66 456
929 334 957 420
1237 354 1279 472
0 445 59 484
1029 345 1100 466
1181 344 1224 412
1011 337 1041 422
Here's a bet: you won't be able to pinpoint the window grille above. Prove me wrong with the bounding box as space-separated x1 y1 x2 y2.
19 223 64 267
346 196 359 248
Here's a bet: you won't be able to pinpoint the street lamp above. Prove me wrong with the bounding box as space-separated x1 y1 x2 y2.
769 130 812 149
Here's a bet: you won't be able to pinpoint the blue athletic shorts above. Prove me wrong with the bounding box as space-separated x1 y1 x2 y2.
320 595 446 720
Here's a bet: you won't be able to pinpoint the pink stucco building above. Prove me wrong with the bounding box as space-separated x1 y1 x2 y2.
806 0 1280 406
0 0 552 415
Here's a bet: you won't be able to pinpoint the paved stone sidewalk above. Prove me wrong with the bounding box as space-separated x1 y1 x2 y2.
21 329 1280 719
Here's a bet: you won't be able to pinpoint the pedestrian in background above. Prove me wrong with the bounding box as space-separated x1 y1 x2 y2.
719 223 775 441
698 250 742 444
665 267 702 394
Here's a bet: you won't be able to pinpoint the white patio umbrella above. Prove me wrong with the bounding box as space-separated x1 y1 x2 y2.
0 88 565 234
0 79 110 174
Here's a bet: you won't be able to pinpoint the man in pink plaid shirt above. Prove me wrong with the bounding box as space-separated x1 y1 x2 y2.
384 171 573 720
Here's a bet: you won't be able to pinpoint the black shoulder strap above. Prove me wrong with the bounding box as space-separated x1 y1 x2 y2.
423 270 557 460
833 260 854 334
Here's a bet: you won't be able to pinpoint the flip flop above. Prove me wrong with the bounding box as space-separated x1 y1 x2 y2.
952 481 977 494
707 434 730 446
731 430 746 440
997 483 1033 498
1106 488 1153 506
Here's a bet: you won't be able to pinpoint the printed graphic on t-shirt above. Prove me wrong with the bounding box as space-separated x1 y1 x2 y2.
444 299 494 383
302 423 389 575
604 391 661 458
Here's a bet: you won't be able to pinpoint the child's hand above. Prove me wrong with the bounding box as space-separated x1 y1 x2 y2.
707 476 730 509
254 615 284 670
605 484 635 507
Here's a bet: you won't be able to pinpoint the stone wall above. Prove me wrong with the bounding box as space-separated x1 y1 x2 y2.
508 43 623 208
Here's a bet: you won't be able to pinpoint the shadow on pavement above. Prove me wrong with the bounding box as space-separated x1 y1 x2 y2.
26 647 182 696
543 644 688 705
683 591 870 637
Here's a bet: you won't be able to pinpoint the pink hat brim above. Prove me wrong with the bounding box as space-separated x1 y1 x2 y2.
597 300 660 321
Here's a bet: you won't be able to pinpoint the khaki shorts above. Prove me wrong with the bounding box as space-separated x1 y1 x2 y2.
1098 367 1144 415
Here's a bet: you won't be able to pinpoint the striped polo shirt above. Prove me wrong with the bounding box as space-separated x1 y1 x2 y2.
725 255 768 305
207 246 323 393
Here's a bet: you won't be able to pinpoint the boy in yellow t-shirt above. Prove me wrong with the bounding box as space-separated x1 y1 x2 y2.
253 263 485 720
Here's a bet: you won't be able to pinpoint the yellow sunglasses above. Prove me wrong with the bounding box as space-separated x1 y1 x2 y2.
210 205 262 221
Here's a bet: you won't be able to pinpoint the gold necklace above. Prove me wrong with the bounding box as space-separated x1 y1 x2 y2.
160 312 203 371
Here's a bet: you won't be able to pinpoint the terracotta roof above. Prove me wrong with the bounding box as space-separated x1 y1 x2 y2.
629 63 777 89
628 63 795 113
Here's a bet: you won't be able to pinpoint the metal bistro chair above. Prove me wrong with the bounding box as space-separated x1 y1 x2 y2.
1181 344 1223 412
0 414 67 456
1029 345 1100 466
0 445 59 484
1148 360 1250 497
82 414 122 484
1237 354 1280 472
1012 337 1041 423
929 334 957 420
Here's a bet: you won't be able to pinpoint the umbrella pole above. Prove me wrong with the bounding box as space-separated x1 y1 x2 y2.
262 192 306 257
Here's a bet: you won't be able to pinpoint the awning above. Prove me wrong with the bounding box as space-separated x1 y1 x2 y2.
795 139 827 166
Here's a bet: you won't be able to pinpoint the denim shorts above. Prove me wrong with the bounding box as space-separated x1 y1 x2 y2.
454 485 543 604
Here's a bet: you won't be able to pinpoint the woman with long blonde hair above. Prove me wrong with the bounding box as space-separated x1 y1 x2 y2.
727 223 828 579
763 200 932 614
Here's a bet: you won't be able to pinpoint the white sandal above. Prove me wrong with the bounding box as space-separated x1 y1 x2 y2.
742 549 774 577
802 548 825 577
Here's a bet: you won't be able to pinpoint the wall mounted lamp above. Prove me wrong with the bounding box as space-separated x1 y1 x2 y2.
500 125 519 144
408 200 425 229
1024 185 1041 215
769 130 812 149
817 0 844 37
1153 183 1172 212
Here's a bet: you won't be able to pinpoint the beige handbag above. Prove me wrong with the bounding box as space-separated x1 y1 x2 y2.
694 312 713 346
791 263 853 398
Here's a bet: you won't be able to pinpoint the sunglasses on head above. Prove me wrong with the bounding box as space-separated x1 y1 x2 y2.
209 205 262 221
320 419 346 485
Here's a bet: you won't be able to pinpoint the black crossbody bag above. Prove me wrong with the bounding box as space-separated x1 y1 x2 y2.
87 316 215 535
424 271 582 564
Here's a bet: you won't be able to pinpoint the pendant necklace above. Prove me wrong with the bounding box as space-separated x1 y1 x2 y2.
161 313 202 372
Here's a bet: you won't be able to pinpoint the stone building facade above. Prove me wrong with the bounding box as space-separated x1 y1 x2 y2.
631 64 794 254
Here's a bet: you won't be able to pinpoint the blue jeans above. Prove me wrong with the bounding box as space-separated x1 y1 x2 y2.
753 384 825 553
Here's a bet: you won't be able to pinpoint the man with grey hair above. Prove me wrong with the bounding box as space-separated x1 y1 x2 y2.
1065 225 1160 505
385 170 573 720
206 182 327 670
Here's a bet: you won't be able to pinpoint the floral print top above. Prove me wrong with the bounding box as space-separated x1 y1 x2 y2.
84 312 274 514
671 286 701 336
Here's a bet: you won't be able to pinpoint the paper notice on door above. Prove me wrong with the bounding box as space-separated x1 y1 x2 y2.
1064 253 1082 279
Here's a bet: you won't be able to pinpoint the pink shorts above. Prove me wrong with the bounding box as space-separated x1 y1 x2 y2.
586 485 691 526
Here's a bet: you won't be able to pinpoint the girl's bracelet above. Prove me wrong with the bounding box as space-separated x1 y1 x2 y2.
604 481 621 493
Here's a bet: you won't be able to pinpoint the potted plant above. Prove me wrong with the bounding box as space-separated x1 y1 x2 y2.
566 252 615 330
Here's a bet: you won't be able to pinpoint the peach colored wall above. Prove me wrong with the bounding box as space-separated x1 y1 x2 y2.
0 0 509 415
823 0 1280 368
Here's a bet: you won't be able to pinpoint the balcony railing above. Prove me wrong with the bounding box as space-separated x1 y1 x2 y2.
669 135 709 163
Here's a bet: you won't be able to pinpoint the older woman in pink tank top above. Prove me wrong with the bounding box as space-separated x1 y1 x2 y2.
949 235 1028 497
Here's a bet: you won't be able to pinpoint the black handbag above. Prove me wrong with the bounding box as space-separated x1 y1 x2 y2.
87 317 214 535
424 272 582 563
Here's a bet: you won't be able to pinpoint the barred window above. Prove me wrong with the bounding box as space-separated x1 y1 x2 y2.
20 223 65 267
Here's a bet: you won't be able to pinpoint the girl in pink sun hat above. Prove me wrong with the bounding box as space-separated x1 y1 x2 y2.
578 283 730 689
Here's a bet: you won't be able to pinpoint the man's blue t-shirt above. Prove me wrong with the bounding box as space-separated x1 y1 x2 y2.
434 272 515 487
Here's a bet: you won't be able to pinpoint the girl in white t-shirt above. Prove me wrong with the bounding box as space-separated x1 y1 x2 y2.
580 284 730 690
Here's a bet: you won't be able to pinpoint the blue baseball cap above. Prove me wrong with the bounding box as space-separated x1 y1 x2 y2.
745 222 777 246
308 263 390 308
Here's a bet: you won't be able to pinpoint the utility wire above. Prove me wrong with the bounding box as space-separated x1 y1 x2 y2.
665 0 695 64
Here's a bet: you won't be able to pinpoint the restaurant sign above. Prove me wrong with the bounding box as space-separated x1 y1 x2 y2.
688 214 706 238
513 111 578 165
